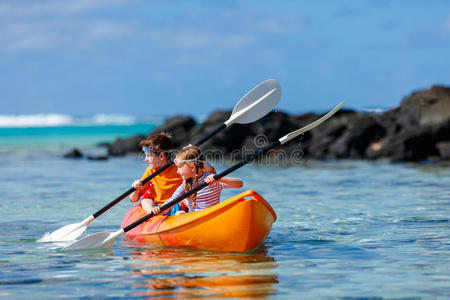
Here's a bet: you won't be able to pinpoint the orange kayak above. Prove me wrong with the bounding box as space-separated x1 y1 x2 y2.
121 190 277 252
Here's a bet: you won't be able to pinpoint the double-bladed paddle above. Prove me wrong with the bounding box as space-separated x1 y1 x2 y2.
39 79 281 242
63 100 345 250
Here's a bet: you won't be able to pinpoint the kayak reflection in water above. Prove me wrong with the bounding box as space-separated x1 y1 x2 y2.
126 244 278 298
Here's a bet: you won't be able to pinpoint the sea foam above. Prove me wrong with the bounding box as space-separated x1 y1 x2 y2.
0 114 74 128
91 114 136 125
0 113 148 128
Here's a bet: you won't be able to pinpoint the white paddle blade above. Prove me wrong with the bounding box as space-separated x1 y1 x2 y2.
63 229 123 250
38 222 87 242
279 101 345 145
227 79 281 125
37 215 95 242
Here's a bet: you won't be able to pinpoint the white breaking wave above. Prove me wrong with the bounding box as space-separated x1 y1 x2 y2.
358 107 389 114
0 114 74 127
91 114 136 125
0 113 162 128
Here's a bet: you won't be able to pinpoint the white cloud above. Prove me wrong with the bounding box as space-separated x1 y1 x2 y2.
256 16 304 34
0 0 138 17
441 15 450 34
0 0 301 59
85 21 132 40
1 22 60 51
0 19 133 51
143 27 254 50
0 0 140 51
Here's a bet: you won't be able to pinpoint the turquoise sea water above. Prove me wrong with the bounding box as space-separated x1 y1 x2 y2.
0 124 156 150
0 124 449 299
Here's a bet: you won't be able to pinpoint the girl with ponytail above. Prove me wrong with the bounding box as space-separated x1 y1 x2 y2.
152 145 243 215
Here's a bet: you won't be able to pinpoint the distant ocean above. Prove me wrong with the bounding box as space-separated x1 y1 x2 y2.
0 113 162 157
0 107 386 149
0 112 449 299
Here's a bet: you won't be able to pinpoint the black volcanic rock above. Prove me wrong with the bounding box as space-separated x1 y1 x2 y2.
396 85 450 126
64 148 83 158
364 85 450 161
108 134 146 156
87 154 109 160
107 116 196 156
187 111 242 153
100 84 449 162
147 115 197 149
436 141 450 159
305 113 387 159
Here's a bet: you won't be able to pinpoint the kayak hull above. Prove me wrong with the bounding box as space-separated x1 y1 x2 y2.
121 190 277 252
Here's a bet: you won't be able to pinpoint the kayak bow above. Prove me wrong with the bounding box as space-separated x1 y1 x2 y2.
121 190 276 252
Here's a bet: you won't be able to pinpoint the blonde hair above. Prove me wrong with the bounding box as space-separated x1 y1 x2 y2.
175 145 205 208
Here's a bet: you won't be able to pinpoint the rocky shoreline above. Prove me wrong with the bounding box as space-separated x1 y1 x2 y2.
66 85 450 162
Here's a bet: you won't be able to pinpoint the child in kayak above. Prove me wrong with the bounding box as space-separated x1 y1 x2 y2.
151 145 243 215
130 133 183 213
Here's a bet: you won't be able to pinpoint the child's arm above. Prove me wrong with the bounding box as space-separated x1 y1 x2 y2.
150 184 185 215
205 175 243 188
141 198 157 213
149 199 180 215
130 180 144 202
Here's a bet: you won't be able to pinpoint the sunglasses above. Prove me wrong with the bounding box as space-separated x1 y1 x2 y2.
142 147 160 155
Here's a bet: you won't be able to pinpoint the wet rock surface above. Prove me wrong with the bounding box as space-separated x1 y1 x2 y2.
66 85 450 162
63 148 83 159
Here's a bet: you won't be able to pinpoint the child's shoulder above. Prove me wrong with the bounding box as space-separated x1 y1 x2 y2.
141 167 151 177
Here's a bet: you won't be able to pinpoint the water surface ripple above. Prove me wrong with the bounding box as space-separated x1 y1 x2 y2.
0 154 449 299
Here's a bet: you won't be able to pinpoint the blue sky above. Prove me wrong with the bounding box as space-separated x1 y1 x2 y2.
1 0 449 116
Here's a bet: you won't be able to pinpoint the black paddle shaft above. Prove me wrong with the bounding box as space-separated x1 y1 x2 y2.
92 164 171 218
122 139 281 233
194 123 226 146
92 123 228 219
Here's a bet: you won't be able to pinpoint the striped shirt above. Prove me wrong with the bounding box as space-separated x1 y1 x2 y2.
168 173 232 211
